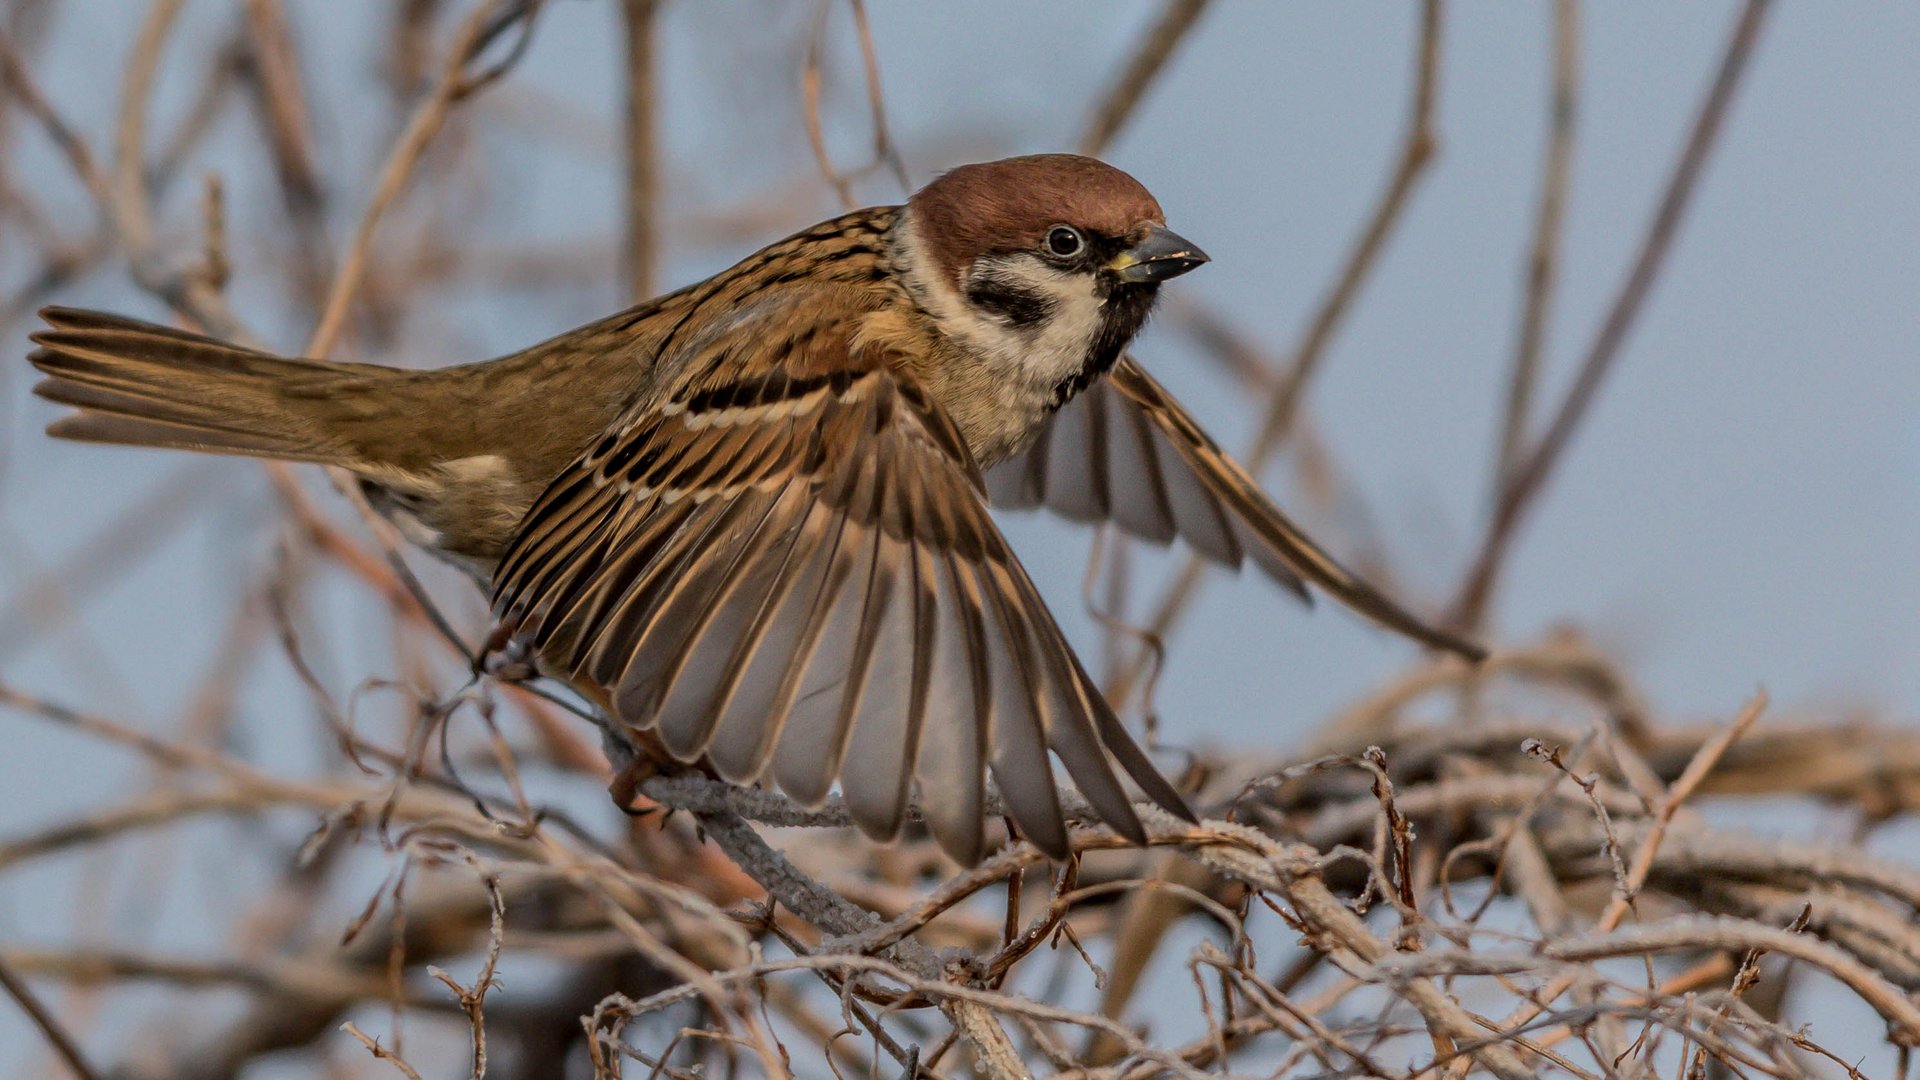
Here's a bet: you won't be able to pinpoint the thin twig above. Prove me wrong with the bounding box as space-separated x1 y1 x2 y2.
238 0 331 301
653 787 1032 1080
341 1021 428 1080
305 0 522 358
619 0 661 303
0 953 102 1080
0 30 115 215
800 0 905 208
1463 691 1768 1074
1078 0 1212 156
1449 0 1772 627
1477 0 1579 633
1109 0 1446 708
240 0 324 212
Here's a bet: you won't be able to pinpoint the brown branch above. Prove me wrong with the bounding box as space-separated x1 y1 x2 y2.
1159 812 1537 1079
619 0 662 303
643 765 1541 1079
341 1021 427 1080
1449 0 1772 627
800 0 905 209
111 1 187 203
1477 0 1580 635
848 0 906 192
237 0 331 302
650 788 1031 1079
0 952 102 1080
0 30 115 216
1390 915 1920 1045
2 946 414 1005
387 0 445 99
1109 0 1445 708
0 789 261 873
1078 0 1212 156
239 0 324 211
305 0 523 358
1459 692 1768 1074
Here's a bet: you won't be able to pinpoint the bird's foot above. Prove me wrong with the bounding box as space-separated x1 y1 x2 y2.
475 620 536 682
608 752 664 816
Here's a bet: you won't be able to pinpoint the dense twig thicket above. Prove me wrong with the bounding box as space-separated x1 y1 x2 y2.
9 2 1919 1078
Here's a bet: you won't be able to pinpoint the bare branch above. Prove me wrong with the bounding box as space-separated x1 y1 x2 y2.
1078 0 1212 156
1450 0 1773 627
0 952 102 1080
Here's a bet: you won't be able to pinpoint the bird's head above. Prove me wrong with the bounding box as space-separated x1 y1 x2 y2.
895 154 1208 396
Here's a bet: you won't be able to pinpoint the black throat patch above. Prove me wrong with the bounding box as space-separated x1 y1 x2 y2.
1048 282 1158 409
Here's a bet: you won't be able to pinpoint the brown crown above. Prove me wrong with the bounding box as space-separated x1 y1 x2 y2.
908 154 1166 284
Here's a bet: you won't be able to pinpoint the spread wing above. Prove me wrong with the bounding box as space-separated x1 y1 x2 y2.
490 321 1192 864
986 356 1484 660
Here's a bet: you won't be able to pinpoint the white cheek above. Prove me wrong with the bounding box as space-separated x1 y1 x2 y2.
894 214 1108 389
1021 270 1105 379
959 261 1107 386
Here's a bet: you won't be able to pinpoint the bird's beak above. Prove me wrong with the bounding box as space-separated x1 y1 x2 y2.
1107 224 1210 283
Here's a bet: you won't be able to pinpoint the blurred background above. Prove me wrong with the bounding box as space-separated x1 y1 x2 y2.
3 1 1918 1076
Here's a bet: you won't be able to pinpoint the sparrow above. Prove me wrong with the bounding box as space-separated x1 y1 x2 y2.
28 153 1481 865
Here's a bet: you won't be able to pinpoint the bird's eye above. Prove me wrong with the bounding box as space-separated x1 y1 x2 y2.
1044 225 1084 259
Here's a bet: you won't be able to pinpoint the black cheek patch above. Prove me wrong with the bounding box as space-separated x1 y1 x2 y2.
964 279 1058 328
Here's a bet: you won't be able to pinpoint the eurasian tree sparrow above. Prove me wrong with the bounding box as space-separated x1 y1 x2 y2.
29 154 1480 864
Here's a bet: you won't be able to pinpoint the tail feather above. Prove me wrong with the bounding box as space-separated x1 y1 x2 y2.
45 409 313 458
28 306 387 464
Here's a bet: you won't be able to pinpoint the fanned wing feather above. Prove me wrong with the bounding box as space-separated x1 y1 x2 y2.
912 550 990 863
490 312 1194 863
985 356 1486 661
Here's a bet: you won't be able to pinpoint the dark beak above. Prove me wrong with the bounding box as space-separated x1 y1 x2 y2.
1108 224 1210 283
